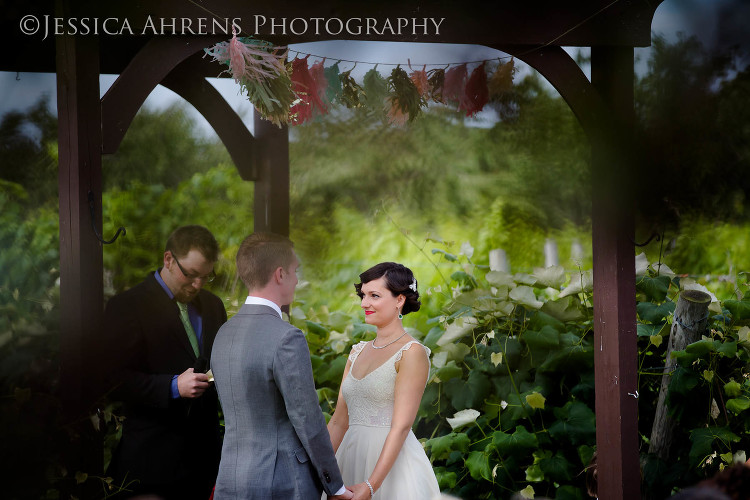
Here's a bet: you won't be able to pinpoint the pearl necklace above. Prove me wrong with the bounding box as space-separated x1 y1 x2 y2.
371 331 408 349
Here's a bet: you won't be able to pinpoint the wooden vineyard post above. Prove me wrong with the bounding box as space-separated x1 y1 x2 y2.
648 289 712 460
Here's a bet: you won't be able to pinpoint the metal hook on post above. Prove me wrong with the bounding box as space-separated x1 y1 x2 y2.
88 190 126 244
631 231 661 247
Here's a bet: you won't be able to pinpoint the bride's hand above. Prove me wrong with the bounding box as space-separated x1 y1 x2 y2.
349 482 373 500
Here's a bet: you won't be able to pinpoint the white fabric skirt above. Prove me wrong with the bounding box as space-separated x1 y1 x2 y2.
333 424 440 500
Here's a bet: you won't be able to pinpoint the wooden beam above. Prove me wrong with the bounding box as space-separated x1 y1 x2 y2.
252 114 289 236
101 35 224 154
161 55 256 181
495 44 609 146
591 45 640 500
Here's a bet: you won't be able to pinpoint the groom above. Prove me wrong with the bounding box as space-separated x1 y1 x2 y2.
211 232 352 499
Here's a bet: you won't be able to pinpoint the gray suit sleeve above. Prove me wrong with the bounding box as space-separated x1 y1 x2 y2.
274 328 344 496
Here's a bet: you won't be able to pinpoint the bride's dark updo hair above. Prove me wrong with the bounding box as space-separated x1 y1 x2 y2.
355 262 421 315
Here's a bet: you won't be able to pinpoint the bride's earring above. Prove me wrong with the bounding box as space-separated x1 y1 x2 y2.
398 307 403 320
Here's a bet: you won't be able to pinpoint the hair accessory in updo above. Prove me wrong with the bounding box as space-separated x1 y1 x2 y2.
409 278 417 292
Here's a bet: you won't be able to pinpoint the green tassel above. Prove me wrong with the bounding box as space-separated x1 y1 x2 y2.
324 62 342 105
387 66 426 124
427 68 445 103
339 68 365 108
363 68 389 116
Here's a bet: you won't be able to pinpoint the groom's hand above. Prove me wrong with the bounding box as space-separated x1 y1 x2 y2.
330 487 354 499
177 367 210 398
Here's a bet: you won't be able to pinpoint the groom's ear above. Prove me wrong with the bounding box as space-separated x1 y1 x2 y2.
273 266 284 284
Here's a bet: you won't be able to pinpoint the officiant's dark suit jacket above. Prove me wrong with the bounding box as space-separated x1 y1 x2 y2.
103 272 227 500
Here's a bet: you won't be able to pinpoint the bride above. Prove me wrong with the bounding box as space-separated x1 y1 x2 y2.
326 262 440 499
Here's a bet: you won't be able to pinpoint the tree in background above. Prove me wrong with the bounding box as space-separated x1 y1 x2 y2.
636 34 750 228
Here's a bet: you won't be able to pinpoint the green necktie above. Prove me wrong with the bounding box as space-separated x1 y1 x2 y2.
177 301 200 357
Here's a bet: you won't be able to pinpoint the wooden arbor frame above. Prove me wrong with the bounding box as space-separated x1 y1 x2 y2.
2 1 663 498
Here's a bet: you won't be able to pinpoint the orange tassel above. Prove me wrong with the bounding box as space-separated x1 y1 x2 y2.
462 62 489 116
443 64 468 109
409 62 430 98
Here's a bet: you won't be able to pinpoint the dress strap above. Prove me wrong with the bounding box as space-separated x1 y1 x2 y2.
348 341 368 363
394 340 431 363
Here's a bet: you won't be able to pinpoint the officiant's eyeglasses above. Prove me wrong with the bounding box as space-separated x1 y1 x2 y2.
170 252 216 283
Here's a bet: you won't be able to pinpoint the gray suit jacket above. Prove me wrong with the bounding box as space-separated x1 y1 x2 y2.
211 304 344 499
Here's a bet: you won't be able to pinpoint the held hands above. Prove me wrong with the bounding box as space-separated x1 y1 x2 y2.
348 482 373 500
177 367 211 398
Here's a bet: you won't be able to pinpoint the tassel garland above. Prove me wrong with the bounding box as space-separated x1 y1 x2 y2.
207 35 518 126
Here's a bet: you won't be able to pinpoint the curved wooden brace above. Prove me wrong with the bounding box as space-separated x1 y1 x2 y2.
161 55 256 181
492 44 613 147
101 35 225 154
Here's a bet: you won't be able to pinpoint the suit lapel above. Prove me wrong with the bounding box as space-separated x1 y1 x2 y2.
144 273 198 361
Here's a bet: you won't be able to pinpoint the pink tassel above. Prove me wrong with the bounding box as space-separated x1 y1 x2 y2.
308 58 330 115
462 62 489 116
386 100 410 126
217 27 287 84
443 64 469 109
228 32 246 83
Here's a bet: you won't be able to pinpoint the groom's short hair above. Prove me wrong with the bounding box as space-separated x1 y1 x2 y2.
236 232 295 291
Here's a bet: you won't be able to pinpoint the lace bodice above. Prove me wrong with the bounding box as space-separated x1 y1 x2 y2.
342 340 431 427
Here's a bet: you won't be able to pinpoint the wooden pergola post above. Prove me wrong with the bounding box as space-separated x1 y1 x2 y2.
253 115 290 236
55 1 103 418
55 0 105 492
591 46 640 500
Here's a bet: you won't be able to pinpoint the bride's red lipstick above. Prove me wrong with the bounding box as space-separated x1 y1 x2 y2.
365 311 374 315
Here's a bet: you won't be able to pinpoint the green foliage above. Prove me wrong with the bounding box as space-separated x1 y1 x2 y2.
0 96 58 207
102 164 254 300
102 104 231 190
295 242 750 499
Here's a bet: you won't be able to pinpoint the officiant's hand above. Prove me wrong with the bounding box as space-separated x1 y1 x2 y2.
177 367 210 398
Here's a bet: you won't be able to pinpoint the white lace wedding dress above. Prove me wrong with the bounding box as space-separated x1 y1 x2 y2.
334 340 440 499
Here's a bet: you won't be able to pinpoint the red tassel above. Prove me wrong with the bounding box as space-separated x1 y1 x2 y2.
462 62 489 117
309 58 330 115
290 57 313 124
290 56 328 125
443 64 468 109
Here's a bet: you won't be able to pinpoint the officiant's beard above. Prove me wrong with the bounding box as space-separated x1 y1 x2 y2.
175 285 199 303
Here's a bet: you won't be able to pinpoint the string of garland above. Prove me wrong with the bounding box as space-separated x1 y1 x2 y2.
204 33 516 127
